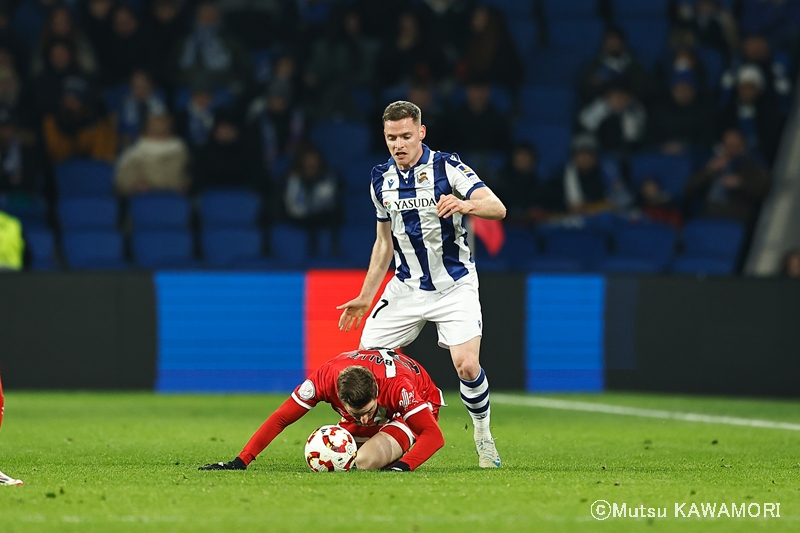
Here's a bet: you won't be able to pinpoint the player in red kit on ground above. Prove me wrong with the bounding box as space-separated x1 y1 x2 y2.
0 373 24 486
200 349 445 471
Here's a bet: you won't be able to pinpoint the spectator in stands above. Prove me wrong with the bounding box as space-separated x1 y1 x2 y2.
112 69 168 150
0 107 40 197
0 2 30 78
245 54 305 179
459 5 523 91
781 249 800 277
545 134 610 215
115 113 189 196
281 143 342 253
416 0 472 68
741 0 800 51
578 84 647 155
11 0 58 50
170 1 252 96
33 40 91 115
636 175 683 227
649 70 715 155
407 80 445 149
42 77 116 163
302 8 379 121
684 128 771 226
376 11 445 89
442 79 510 154
496 143 547 226
578 27 652 104
655 46 711 103
673 0 738 57
81 0 115 59
30 5 97 77
174 78 217 153
145 0 191 86
96 4 158 89
717 64 784 166
193 109 266 192
0 66 35 132
720 34 792 108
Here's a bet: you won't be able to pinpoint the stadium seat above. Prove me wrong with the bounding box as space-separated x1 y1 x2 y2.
548 18 605 61
57 197 119 230
617 18 669 68
132 230 198 269
542 229 609 271
525 50 585 86
672 256 736 275
342 193 378 226
269 224 309 268
519 86 576 124
129 192 191 230
507 18 538 58
339 226 376 268
199 189 261 228
55 158 115 197
310 121 371 174
629 152 692 200
525 257 582 273
202 227 265 268
681 219 744 261
343 154 383 192
542 0 598 19
602 257 663 273
613 0 669 18
0 193 48 229
23 228 58 270
512 123 571 173
610 223 677 271
696 46 724 90
62 230 128 270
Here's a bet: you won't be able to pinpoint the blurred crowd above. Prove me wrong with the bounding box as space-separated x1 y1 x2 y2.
0 0 797 272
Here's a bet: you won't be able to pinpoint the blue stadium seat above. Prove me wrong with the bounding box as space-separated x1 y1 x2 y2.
55 158 115 197
23 228 58 270
542 0 598 19
199 189 261 228
512 123 571 173
525 257 583 273
548 19 605 61
132 230 198 269
672 256 736 275
507 18 538 57
608 223 677 271
343 154 383 192
617 18 669 68
629 152 692 200
526 50 585 85
202 227 264 268
0 193 48 229
269 224 309 268
340 226 376 268
129 192 191 230
613 0 669 18
519 85 576 124
681 219 744 261
602 257 663 273
696 46 724 90
342 193 377 227
57 197 118 230
62 230 128 270
542 229 609 271
310 121 371 174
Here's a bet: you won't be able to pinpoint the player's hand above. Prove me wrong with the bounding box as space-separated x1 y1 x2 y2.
199 458 246 470
437 194 470 219
336 296 372 331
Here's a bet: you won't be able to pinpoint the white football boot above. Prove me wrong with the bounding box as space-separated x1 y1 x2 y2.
0 470 23 486
475 433 501 468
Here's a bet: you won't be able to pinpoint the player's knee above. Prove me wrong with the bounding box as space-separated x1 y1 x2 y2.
455 359 481 381
354 452 383 471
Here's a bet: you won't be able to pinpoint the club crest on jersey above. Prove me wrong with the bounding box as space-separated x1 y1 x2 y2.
399 388 415 409
388 197 436 211
417 171 428 183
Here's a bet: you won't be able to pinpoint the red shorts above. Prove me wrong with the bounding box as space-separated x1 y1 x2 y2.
339 404 440 453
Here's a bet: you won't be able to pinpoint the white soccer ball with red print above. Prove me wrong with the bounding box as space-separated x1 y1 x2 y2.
304 425 357 472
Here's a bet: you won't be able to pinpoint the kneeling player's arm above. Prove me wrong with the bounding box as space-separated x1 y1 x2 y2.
397 408 444 471
237 397 309 465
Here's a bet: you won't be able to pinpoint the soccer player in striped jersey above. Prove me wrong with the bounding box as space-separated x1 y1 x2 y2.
336 100 506 468
200 349 445 471
0 373 23 486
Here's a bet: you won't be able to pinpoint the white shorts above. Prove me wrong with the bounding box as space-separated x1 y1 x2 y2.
361 273 483 350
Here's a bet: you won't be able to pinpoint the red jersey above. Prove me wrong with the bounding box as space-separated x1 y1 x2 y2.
290 349 444 426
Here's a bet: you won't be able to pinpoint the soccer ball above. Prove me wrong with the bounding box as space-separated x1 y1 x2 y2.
304 425 357 472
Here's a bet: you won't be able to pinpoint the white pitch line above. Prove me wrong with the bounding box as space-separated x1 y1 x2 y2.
491 394 800 431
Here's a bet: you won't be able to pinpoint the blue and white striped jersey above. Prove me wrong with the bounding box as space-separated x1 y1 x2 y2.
369 144 486 291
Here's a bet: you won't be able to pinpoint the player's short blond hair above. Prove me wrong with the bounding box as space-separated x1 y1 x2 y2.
382 100 422 126
337 366 378 409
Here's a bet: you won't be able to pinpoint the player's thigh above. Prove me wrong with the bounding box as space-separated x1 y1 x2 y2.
361 279 426 349
428 277 483 349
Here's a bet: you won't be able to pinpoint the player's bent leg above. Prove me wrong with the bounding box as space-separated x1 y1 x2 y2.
450 337 501 468
354 432 403 470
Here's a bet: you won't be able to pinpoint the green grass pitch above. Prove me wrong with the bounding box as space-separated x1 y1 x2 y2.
1 391 799 532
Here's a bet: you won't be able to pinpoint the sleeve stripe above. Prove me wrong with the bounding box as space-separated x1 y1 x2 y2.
291 392 314 410
402 403 431 420
465 182 486 199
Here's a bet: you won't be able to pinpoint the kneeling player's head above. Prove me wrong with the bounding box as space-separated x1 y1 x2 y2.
338 366 379 425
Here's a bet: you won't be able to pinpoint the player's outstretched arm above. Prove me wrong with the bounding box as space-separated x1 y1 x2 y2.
199 396 309 471
437 186 506 220
387 408 444 471
337 221 393 332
